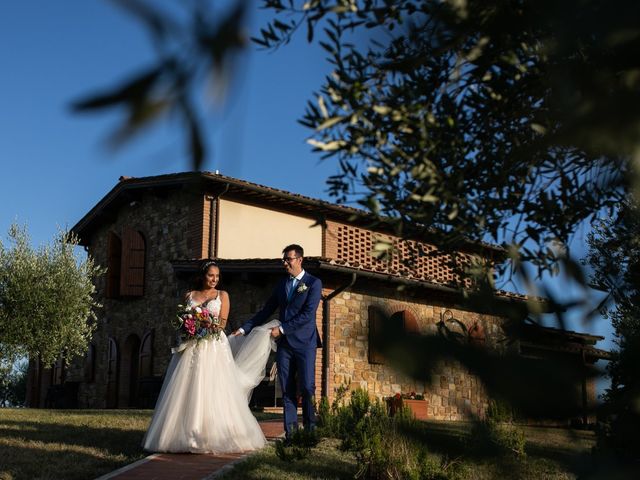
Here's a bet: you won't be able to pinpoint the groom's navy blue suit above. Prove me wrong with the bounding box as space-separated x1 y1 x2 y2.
240 271 322 437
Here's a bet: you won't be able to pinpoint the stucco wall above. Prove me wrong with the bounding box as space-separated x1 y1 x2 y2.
217 199 322 258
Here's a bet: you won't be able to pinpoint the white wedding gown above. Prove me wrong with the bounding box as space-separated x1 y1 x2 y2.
142 295 280 454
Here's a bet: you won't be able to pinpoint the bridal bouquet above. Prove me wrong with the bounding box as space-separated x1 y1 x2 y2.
174 304 221 343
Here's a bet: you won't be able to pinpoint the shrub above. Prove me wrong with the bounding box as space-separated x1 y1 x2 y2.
317 384 349 438
486 398 515 423
469 419 526 458
418 453 469 480
274 428 319 462
325 388 456 479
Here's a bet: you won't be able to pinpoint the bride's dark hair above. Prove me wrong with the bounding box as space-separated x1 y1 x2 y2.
192 259 220 290
200 260 218 273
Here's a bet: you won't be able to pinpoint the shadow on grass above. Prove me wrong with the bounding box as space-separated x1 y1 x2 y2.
397 420 597 478
0 409 281 480
0 441 141 480
0 419 148 455
0 411 152 479
220 439 356 480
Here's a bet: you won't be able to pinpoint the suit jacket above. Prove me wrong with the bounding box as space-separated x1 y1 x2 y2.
241 271 322 351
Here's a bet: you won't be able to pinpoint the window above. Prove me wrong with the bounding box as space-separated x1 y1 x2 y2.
368 306 405 364
369 308 421 365
106 232 122 298
106 337 119 408
139 330 154 378
390 309 420 335
468 322 486 346
368 306 386 364
120 227 146 297
106 228 146 298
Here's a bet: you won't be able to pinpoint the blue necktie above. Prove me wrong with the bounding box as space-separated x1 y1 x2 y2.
287 277 296 301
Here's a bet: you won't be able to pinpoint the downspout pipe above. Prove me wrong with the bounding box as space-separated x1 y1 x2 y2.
321 273 357 399
208 183 229 258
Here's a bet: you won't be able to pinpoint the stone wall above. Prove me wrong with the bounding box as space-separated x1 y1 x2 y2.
325 281 508 420
66 189 207 408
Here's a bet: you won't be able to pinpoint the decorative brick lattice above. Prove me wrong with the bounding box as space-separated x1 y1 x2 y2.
334 224 473 285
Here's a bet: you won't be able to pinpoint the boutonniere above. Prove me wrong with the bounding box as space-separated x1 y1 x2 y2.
296 282 308 294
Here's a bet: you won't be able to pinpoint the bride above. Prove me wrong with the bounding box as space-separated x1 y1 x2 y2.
142 260 279 453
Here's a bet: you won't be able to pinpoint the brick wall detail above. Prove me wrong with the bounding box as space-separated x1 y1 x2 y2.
325 220 478 286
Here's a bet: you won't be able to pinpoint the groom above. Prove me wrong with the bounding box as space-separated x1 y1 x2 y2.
234 244 322 441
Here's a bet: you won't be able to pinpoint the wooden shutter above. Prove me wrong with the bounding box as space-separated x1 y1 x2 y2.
139 330 154 378
368 306 386 364
106 232 121 298
120 228 145 297
106 338 119 408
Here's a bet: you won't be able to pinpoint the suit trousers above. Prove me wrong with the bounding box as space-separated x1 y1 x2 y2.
276 339 317 437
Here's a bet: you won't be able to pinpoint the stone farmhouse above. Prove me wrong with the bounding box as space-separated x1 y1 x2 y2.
25 172 609 422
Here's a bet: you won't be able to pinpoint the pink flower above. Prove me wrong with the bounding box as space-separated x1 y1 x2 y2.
184 317 196 335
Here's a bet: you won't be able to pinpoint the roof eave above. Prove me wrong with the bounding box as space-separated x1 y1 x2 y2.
71 172 506 256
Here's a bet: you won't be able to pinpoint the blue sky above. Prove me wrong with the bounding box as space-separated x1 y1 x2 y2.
0 2 614 373
0 1 337 245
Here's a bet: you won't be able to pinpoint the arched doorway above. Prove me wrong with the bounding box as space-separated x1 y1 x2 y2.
120 334 141 407
106 338 119 408
138 330 160 408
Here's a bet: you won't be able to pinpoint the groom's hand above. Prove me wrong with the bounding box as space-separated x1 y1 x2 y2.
270 326 281 338
230 330 242 336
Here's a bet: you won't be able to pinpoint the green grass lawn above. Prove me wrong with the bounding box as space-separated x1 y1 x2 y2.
220 421 599 480
0 409 599 480
0 408 153 480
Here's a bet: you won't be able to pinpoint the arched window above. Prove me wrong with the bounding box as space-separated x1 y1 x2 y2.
106 338 119 408
368 306 405 365
139 330 154 378
368 306 386 365
390 309 420 335
468 322 486 346
120 334 141 408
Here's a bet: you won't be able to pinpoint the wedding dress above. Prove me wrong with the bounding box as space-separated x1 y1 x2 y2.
142 295 280 453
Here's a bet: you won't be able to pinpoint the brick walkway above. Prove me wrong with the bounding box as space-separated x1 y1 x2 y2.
96 420 284 480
